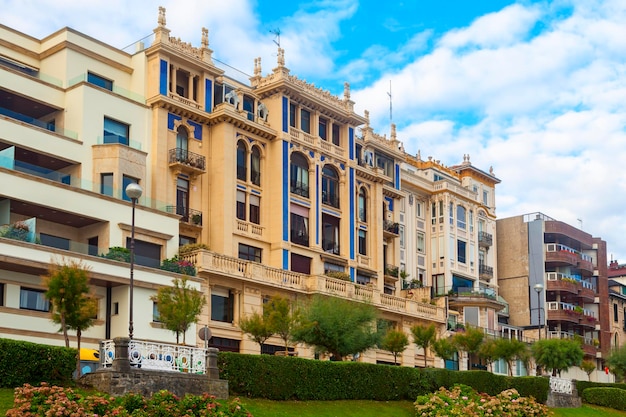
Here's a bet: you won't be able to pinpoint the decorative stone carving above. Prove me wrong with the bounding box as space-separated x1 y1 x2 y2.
224 90 240 109
257 101 269 122
158 6 166 27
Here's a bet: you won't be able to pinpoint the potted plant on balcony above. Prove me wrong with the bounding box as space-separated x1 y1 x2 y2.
191 214 202 225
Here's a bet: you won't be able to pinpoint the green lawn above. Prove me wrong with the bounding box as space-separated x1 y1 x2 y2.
3 387 626 417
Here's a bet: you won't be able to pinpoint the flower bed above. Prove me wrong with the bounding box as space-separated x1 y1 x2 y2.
415 384 550 417
6 383 252 417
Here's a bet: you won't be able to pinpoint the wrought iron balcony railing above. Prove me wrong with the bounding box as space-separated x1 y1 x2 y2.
168 148 206 171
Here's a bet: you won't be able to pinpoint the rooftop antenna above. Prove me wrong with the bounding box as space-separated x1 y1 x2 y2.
387 80 393 125
270 28 281 47
577 218 583 230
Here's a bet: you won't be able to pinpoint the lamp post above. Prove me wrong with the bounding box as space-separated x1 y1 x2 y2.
126 182 143 340
534 283 544 340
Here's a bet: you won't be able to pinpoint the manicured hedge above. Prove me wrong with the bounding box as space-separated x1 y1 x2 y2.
582 387 626 410
218 352 549 402
577 380 626 395
0 338 76 387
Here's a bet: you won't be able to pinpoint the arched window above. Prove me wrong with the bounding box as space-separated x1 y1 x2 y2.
176 126 189 162
457 205 466 229
322 165 339 208
358 187 367 222
250 146 261 186
290 152 309 197
236 140 247 181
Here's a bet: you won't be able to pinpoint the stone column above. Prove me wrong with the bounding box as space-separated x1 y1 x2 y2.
188 74 194 101
207 347 220 379
112 337 130 372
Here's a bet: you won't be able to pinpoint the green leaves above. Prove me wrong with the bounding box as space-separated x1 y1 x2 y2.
531 338 584 376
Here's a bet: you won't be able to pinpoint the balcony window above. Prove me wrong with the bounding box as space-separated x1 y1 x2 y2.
358 187 367 222
291 253 311 274
176 177 189 220
176 126 189 152
103 117 129 146
319 117 328 140
321 165 339 208
375 152 394 178
40 233 70 251
358 229 367 256
87 72 113 91
290 208 309 246
20 288 49 312
236 140 247 181
153 302 160 322
290 152 309 197
322 213 340 254
251 146 261 185
300 109 311 133
243 95 255 121
457 205 466 230
332 123 340 146
417 232 425 253
236 190 246 220
211 287 234 323
249 195 260 224
238 243 261 262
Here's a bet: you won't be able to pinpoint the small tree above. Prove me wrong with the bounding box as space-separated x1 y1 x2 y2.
239 310 274 350
151 277 206 344
380 329 409 365
43 260 98 377
580 359 596 381
493 338 528 376
452 325 484 369
266 295 299 351
431 337 457 365
532 338 584 377
292 295 380 360
411 323 437 367
606 345 626 382
478 339 498 372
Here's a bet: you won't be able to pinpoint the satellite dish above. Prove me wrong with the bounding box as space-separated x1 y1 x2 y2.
198 326 212 341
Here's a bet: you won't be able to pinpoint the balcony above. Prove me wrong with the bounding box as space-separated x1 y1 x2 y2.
547 302 597 326
478 231 493 248
478 263 493 281
165 206 202 226
578 258 594 274
383 220 399 238
546 273 579 295
384 264 399 280
180 249 446 323
545 247 579 267
547 331 598 356
447 287 507 311
168 148 206 176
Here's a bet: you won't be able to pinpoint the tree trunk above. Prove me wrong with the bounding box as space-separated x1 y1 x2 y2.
76 328 82 378
424 346 428 368
61 315 69 348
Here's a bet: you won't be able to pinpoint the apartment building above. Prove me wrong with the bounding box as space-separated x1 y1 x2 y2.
497 213 610 380
0 8 452 366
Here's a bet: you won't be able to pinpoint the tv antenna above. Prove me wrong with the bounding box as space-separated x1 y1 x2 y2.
270 28 281 47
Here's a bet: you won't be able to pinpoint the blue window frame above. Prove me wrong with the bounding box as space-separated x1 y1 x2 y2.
87 72 113 91
122 175 139 202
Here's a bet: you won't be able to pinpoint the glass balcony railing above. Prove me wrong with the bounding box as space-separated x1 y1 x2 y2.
96 135 142 151
68 73 145 103
0 106 78 139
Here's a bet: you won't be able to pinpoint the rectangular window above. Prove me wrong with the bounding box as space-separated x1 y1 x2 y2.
100 173 113 196
103 117 129 146
416 202 422 218
113 302 119 315
20 288 49 312
322 214 340 255
87 72 113 91
433 274 445 296
324 262 344 273
122 175 139 202
236 190 246 220
126 238 161 268
417 232 425 253
153 302 160 322
399 225 405 248
289 102 297 128
615 304 619 322
457 240 467 264
319 117 328 140
290 253 311 274
483 190 489 206
211 287 234 323
238 243 261 262
249 194 260 224
332 123 340 146
290 211 309 246
358 229 367 256
375 152 394 178
0 283 4 306
300 109 311 133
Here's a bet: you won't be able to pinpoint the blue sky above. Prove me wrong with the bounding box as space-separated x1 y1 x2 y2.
2 0 626 263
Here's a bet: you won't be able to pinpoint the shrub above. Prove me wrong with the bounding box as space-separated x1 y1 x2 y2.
582 387 626 411
178 242 210 255
6 383 253 417
577 380 626 395
102 246 130 262
324 271 350 281
160 255 197 276
415 384 550 417
0 339 75 388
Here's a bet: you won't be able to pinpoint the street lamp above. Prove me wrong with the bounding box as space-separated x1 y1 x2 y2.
126 182 143 340
534 283 544 340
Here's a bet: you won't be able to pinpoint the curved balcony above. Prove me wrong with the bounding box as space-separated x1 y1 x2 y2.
448 287 507 312
545 249 578 267
546 273 579 295
578 258 594 274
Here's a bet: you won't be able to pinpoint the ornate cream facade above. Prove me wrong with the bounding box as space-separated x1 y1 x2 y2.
0 8 523 368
